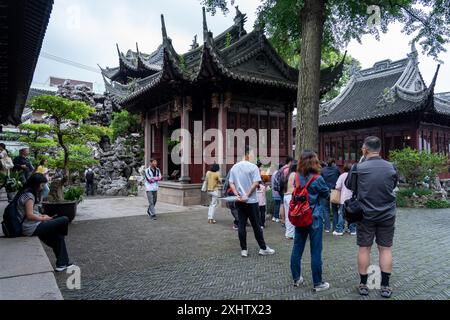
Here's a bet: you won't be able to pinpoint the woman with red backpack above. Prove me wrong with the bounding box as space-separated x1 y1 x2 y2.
290 150 331 292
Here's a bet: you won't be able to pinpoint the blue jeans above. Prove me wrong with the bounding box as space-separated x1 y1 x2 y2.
40 183 50 201
290 216 324 286
323 199 338 231
273 199 281 219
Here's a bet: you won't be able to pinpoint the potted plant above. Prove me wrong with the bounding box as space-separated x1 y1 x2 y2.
0 171 23 202
29 95 111 222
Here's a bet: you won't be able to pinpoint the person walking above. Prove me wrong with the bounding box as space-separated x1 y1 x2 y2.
0 143 13 175
278 156 293 226
35 159 50 201
333 162 356 236
345 136 398 298
270 164 283 223
283 160 298 240
205 164 221 224
144 159 162 220
228 148 275 257
84 168 95 196
290 150 330 292
13 148 34 183
256 182 267 228
320 158 340 233
16 173 75 272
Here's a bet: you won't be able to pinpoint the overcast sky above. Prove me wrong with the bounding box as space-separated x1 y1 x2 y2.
32 0 450 94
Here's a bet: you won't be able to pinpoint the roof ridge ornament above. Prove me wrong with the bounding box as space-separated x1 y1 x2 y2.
408 40 418 60
234 6 247 38
202 7 213 46
161 14 168 43
190 35 199 51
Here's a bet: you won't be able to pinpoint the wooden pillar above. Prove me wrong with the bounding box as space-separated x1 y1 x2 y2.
144 114 152 167
162 122 169 180
179 96 192 184
217 92 229 177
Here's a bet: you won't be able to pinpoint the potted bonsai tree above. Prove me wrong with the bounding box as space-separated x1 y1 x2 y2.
29 95 111 222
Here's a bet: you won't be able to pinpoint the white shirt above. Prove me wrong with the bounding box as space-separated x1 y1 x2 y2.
144 167 162 192
228 161 261 204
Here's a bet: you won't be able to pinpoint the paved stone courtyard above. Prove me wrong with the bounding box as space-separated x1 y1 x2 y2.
45 196 450 300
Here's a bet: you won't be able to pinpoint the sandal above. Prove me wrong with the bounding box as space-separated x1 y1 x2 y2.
380 286 393 298
358 283 369 296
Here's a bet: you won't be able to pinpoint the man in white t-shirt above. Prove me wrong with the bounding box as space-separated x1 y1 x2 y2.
228 148 275 258
144 159 162 220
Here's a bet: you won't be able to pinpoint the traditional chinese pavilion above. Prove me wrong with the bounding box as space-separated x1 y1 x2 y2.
101 7 344 205
316 44 450 170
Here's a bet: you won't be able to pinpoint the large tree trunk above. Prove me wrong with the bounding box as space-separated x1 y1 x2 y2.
295 0 326 159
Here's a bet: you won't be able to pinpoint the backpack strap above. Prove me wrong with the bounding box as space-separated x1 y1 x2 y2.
304 174 319 189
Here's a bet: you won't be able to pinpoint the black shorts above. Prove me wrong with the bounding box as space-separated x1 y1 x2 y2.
357 216 396 248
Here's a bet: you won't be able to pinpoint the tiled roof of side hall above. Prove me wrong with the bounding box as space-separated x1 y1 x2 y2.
318 47 444 127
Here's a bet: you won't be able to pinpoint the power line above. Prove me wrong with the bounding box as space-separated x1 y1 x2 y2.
40 51 101 74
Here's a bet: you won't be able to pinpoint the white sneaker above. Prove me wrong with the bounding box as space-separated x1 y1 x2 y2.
350 231 357 236
241 250 248 257
313 282 330 292
275 219 280 223
332 231 344 236
293 276 304 287
272 217 276 222
259 246 275 256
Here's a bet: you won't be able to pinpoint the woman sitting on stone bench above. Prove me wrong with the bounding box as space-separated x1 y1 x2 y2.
16 173 74 272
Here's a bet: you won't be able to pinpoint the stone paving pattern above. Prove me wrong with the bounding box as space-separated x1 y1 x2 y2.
46 203 450 300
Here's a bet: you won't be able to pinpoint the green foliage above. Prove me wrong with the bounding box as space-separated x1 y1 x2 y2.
225 32 232 47
0 132 21 141
390 147 447 186
426 199 450 209
18 123 56 159
396 188 432 198
49 145 99 172
64 186 84 203
0 171 23 193
110 110 141 141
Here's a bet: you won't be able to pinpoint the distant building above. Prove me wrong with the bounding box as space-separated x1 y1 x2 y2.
46 76 93 90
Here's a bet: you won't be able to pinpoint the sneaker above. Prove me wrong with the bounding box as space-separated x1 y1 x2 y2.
350 231 357 236
332 231 344 236
232 224 238 230
55 263 75 273
324 229 331 233
275 219 280 223
293 276 304 287
241 250 248 257
151 215 157 220
313 282 330 292
358 283 369 296
259 246 275 256
380 286 393 298
272 217 277 222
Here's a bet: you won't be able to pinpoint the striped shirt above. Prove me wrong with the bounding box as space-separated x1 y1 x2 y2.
16 192 42 236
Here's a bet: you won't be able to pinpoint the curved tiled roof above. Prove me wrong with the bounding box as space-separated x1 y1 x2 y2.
318 49 445 127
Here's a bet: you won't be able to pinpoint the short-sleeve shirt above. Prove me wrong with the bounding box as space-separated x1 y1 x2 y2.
228 161 262 204
16 192 42 236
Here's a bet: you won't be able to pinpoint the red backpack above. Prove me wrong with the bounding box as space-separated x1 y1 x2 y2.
288 173 319 228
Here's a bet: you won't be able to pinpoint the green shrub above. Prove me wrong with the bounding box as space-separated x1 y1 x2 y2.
390 147 447 186
396 194 408 208
396 188 432 198
64 186 84 203
426 199 450 209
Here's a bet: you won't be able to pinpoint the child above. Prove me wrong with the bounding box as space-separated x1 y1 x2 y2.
257 182 267 229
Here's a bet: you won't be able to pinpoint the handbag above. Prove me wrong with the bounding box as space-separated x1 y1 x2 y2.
330 189 341 204
201 172 208 192
344 164 364 224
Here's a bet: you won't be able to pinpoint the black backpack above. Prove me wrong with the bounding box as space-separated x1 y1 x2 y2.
85 171 95 182
1 194 24 238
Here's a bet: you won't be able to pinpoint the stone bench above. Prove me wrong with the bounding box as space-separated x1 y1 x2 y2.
0 225 63 300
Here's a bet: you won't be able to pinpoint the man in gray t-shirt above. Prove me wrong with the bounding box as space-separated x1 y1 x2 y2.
228 149 275 258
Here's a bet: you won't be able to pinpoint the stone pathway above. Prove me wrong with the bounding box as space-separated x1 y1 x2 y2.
42 198 450 300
